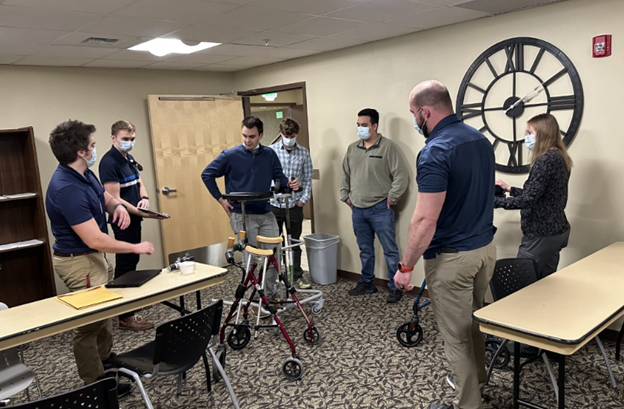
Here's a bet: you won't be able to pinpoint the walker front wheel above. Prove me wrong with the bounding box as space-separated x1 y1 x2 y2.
227 327 251 350
396 322 423 347
282 357 304 380
303 326 322 346
485 339 509 369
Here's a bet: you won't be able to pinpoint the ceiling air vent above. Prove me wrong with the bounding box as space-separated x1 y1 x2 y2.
81 37 120 46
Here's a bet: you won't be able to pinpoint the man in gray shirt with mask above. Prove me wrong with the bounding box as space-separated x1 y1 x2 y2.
340 108 409 303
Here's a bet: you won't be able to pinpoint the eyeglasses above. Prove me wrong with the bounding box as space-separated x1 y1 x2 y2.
128 158 143 172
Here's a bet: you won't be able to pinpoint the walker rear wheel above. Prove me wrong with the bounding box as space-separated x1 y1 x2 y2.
282 357 304 380
213 345 227 382
227 327 251 350
396 322 423 347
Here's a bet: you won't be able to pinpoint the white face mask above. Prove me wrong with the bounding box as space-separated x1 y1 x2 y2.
357 126 370 140
119 140 135 152
524 134 536 150
83 147 97 168
282 136 297 148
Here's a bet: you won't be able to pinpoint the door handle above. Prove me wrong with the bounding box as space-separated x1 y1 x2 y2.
161 187 177 196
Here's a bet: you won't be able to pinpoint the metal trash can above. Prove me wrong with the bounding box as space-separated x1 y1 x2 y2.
304 233 340 285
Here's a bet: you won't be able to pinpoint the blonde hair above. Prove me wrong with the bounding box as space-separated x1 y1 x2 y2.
528 113 573 172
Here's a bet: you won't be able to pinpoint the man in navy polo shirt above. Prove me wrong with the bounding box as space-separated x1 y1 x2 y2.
46 119 154 393
394 81 496 409
201 116 297 303
99 120 165 331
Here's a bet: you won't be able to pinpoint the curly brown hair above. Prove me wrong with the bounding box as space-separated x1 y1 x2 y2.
279 118 300 136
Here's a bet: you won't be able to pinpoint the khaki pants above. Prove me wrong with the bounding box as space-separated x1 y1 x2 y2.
424 242 496 409
53 252 114 384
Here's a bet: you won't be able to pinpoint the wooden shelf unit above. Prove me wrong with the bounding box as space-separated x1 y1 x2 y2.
0 127 55 307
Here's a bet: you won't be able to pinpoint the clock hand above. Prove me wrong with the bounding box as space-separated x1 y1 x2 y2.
504 83 545 114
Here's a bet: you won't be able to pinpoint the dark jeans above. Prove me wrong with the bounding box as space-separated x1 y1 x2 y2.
352 200 400 291
112 217 142 319
271 205 304 279
517 228 570 280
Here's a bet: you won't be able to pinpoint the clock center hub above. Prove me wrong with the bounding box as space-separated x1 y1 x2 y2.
503 96 524 118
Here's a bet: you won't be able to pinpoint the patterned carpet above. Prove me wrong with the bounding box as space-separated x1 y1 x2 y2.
8 268 624 409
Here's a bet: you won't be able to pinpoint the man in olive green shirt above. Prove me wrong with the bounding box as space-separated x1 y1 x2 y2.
340 108 409 303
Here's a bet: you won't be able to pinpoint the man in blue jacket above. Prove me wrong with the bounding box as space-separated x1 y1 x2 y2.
201 116 297 302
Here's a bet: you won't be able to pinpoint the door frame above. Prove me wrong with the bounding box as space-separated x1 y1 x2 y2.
238 82 314 233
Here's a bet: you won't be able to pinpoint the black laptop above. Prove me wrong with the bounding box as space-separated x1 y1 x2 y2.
106 269 161 288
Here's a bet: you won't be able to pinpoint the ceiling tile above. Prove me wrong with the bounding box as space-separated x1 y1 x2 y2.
387 6 489 28
332 23 419 41
414 0 474 6
326 0 438 23
0 42 45 55
257 47 319 59
234 31 316 47
0 5 101 31
204 43 268 56
287 36 365 51
114 0 240 24
0 55 23 64
223 55 286 66
164 24 261 43
82 59 152 68
0 27 70 44
14 56 95 66
203 5 309 30
249 0 370 15
80 16 186 37
142 61 206 70
2 0 135 14
52 32 145 49
31 45 120 59
164 52 238 64
101 50 176 62
455 0 557 14
207 0 256 4
279 17 369 36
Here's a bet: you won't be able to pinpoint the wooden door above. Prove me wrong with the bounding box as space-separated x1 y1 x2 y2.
289 104 314 220
147 95 243 262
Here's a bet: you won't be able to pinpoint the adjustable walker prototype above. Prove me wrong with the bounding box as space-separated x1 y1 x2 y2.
214 189 323 380
396 279 430 347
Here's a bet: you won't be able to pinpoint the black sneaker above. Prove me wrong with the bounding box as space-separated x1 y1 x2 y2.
117 381 133 398
446 373 455 390
348 281 378 296
386 289 402 303
428 404 453 409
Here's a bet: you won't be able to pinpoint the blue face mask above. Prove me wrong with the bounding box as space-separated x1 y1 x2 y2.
524 134 536 151
282 136 297 148
119 141 135 152
413 109 428 137
357 126 370 140
84 147 97 168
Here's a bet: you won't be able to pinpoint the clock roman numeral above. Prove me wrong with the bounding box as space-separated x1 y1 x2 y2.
529 48 546 74
504 43 524 72
460 102 483 120
549 95 576 111
507 141 523 167
467 82 486 94
543 68 568 87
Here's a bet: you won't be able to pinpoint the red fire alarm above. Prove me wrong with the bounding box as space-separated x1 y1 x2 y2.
593 34 612 57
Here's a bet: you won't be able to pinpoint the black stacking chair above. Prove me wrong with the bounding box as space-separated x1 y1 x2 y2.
486 258 616 402
9 378 118 409
105 300 239 409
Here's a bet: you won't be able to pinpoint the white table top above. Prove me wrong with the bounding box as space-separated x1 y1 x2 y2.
474 242 624 355
0 263 227 351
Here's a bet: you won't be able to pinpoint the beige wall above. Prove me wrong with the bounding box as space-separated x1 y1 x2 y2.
232 0 624 293
0 66 234 292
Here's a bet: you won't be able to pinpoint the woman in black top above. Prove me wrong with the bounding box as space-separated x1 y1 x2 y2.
495 113 573 279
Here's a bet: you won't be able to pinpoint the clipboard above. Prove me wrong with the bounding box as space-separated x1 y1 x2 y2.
138 208 171 218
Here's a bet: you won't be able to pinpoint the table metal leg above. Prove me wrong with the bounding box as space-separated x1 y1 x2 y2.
196 290 202 309
514 342 520 409
558 354 565 409
616 320 624 361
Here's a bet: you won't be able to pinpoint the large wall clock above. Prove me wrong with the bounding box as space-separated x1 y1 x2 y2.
456 37 583 174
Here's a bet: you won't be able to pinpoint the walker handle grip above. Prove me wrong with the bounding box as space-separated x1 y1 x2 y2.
239 230 246 241
227 236 235 248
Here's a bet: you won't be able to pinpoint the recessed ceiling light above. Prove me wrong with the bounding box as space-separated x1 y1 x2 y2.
129 39 220 57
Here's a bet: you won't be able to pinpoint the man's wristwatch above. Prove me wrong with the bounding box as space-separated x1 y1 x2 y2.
397 262 413 273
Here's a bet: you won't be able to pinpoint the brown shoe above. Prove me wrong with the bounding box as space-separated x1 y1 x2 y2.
119 316 154 331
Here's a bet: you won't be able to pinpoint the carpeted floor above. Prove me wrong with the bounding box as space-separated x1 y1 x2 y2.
8 268 624 409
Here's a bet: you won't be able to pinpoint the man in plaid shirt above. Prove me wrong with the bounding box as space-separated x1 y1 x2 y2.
270 118 314 288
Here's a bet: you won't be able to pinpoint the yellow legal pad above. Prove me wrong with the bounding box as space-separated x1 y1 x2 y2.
57 286 123 310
